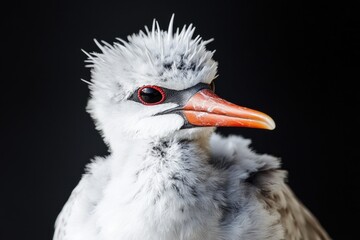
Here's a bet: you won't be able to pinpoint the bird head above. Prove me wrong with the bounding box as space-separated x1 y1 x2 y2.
85 15 275 147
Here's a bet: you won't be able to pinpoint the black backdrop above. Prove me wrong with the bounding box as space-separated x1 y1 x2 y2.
1 0 358 239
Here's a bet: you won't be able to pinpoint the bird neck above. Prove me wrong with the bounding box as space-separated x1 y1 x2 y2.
106 131 219 197
109 131 212 175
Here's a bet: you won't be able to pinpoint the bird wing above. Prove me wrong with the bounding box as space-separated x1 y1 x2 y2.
209 133 331 240
53 178 85 240
259 180 332 240
53 157 109 240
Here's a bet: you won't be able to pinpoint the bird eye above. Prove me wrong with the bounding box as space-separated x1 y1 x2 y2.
210 81 215 92
137 85 166 105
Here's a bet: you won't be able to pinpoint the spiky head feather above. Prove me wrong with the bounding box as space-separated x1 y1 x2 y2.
85 15 218 102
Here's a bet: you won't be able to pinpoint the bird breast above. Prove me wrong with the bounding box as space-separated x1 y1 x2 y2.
93 139 226 240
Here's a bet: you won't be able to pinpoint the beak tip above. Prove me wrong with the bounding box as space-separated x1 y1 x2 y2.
266 117 276 130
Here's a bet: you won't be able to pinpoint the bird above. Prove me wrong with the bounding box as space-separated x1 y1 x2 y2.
53 15 331 240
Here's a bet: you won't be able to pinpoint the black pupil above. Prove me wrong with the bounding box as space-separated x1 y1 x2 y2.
139 87 163 103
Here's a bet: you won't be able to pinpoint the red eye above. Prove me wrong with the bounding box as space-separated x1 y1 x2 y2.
137 85 166 105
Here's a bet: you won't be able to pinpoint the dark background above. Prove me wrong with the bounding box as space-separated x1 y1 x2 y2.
1 0 358 239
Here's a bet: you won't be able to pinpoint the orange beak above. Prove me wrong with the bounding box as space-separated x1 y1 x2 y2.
182 89 275 130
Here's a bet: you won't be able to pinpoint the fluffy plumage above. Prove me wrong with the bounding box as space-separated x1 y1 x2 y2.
54 15 331 240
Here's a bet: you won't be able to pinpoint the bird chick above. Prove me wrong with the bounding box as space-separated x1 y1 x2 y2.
54 15 331 240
